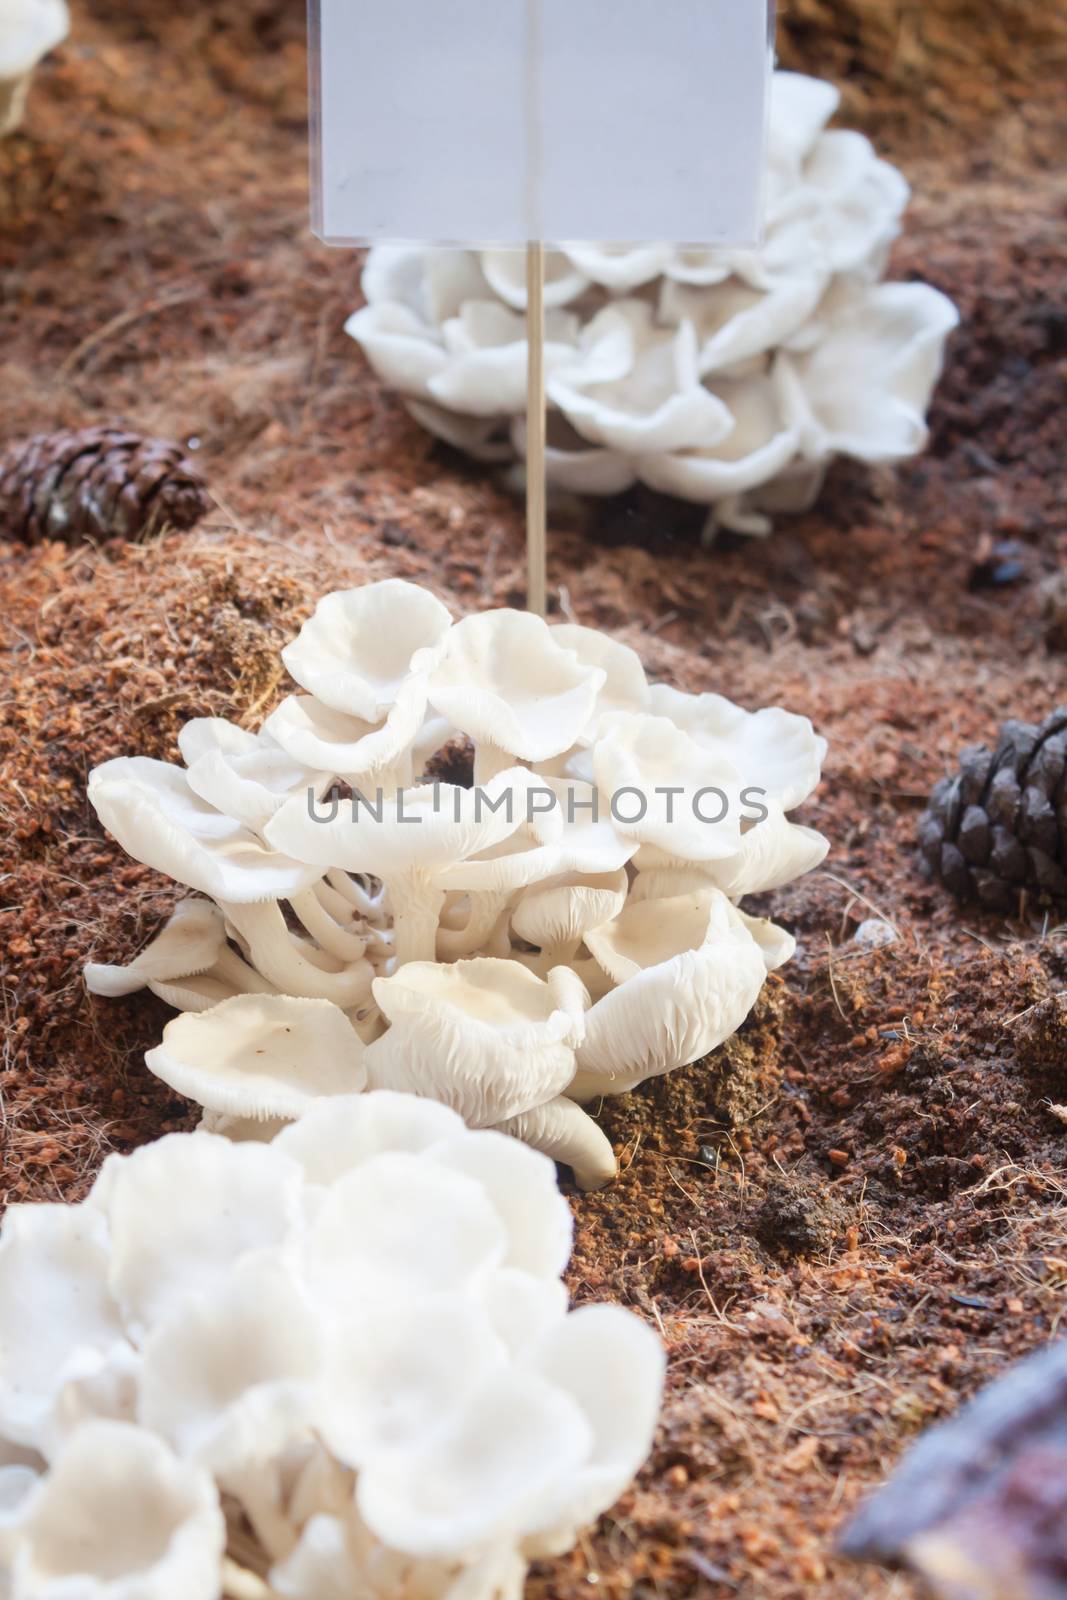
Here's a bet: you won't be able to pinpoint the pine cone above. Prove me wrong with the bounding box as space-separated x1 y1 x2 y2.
919 708 1067 912
0 426 212 545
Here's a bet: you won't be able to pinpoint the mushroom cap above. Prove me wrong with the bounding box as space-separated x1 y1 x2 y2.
272 1090 464 1187
262 678 425 786
576 890 767 1089
548 626 650 737
646 684 826 811
591 712 743 862
0 1204 129 1456
521 1304 665 1547
11 1420 224 1600
88 757 320 904
281 580 452 721
355 1366 593 1559
365 959 586 1125
99 1133 305 1338
145 995 367 1122
264 769 528 879
313 1294 505 1471
138 1254 321 1476
511 870 628 953
0 0 69 81
85 899 225 1000
427 611 605 763
706 805 829 897
777 279 959 464
304 1150 507 1314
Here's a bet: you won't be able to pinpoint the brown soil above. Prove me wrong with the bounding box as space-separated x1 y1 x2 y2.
2 3 1066 1597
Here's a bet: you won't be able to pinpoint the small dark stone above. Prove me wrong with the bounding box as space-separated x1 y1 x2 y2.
753 1177 846 1259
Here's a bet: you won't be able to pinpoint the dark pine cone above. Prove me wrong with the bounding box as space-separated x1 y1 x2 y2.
919 708 1067 912
0 425 212 545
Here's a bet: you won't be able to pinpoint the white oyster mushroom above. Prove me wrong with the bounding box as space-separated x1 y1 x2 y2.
646 683 826 810
272 1089 464 1187
573 889 767 1099
659 274 826 377
9 1422 224 1600
281 579 452 722
364 958 587 1128
138 1255 321 1476
304 1150 507 1314
0 0 68 137
704 801 829 897
314 1295 505 1470
0 1205 129 1456
427 610 606 783
219 900 372 1008
100 1133 305 1338
560 242 673 292
342 302 449 399
521 1304 666 1551
494 1097 617 1193
549 624 650 737
262 678 426 793
360 245 491 328
356 1366 593 1560
429 302 580 418
84 898 225 1000
592 710 743 863
511 868 628 968
350 72 955 533
88 757 321 904
637 368 800 516
178 719 325 834
479 248 589 311
428 1130 573 1279
778 279 960 463
548 302 733 455
145 994 367 1121
265 770 532 965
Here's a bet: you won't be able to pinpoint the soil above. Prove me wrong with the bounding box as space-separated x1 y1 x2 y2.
2 2 1066 1597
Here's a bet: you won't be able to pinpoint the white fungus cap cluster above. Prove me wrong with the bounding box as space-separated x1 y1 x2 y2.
86 578 828 1188
345 72 959 540
0 1092 665 1600
0 0 68 135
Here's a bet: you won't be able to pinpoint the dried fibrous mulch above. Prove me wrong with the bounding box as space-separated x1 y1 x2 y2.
2 2 1067 1597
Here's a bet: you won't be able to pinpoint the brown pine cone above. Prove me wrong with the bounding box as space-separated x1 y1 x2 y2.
0 426 212 545
918 708 1067 912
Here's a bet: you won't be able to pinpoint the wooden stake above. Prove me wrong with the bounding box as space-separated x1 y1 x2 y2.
525 238 547 617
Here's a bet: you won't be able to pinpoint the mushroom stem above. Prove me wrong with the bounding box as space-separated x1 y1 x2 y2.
325 868 385 921
493 1095 618 1191
435 891 509 960
289 889 369 962
214 946 278 995
221 901 373 1006
387 882 446 967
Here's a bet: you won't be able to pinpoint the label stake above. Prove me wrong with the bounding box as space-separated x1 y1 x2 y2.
525 238 547 617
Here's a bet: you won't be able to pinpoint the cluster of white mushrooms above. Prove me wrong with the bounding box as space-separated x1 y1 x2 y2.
0 0 67 135
0 1091 665 1599
86 578 827 1188
346 71 959 538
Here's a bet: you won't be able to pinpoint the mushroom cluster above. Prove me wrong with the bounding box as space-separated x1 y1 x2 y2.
0 0 68 135
87 578 828 1187
0 1092 665 1599
346 71 958 540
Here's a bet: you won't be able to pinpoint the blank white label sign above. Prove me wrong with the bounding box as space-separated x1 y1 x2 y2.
311 0 771 246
